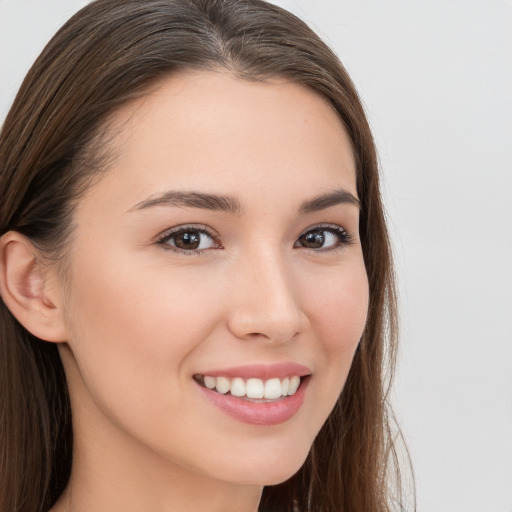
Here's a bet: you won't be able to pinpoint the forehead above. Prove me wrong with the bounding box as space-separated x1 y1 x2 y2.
78 70 357 215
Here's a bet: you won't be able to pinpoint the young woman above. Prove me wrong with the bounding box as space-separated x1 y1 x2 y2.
0 1 403 511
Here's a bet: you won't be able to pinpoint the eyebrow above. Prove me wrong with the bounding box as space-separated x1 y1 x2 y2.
298 189 360 214
128 191 243 215
128 188 360 215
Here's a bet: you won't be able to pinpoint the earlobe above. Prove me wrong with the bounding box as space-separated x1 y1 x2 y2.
0 231 67 342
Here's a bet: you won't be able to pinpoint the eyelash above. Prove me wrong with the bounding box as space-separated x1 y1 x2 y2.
155 223 354 255
156 225 221 255
295 224 355 253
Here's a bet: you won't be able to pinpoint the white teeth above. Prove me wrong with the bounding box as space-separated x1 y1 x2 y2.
199 375 303 399
246 378 264 399
204 376 216 389
230 377 246 397
281 377 290 395
264 378 282 399
215 376 231 394
288 375 300 395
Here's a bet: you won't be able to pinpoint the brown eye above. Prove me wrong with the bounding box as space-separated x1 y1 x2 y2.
295 226 350 251
173 231 201 250
160 228 218 252
298 230 325 249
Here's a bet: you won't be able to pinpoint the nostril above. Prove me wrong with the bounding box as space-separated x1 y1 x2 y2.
225 277 310 342
228 307 310 342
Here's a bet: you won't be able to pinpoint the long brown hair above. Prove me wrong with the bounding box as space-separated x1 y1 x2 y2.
0 1 405 510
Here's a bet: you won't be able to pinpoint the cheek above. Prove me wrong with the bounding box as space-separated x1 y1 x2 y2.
62 253 222 407
308 260 369 352
60 253 234 473
302 259 369 415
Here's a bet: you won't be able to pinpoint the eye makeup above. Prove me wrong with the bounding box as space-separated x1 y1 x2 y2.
156 224 222 255
155 221 354 256
294 223 355 253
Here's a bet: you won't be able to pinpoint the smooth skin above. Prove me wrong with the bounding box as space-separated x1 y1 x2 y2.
0 71 369 512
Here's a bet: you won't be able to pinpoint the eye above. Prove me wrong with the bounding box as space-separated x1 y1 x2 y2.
295 225 353 251
157 226 220 254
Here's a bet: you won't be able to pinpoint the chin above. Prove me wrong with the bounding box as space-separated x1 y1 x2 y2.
212 441 312 487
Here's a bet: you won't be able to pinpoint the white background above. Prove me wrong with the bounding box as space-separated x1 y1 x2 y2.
1 1 511 511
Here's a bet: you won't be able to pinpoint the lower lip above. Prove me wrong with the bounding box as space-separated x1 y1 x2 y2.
197 378 309 426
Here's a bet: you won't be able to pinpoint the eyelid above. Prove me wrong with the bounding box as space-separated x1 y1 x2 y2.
155 223 216 241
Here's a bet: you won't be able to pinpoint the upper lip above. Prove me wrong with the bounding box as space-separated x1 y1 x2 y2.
195 363 312 380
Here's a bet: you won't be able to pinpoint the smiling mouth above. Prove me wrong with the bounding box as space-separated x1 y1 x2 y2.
193 374 304 401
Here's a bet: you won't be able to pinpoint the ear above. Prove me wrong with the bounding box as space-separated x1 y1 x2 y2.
0 231 67 342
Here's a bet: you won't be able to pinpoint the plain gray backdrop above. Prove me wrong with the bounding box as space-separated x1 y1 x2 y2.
1 1 511 511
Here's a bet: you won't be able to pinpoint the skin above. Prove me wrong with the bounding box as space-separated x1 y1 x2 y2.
20 71 369 511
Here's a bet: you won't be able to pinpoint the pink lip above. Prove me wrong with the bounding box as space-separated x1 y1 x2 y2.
197 362 311 380
198 381 308 425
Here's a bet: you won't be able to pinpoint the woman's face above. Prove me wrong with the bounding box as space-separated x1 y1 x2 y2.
57 71 369 488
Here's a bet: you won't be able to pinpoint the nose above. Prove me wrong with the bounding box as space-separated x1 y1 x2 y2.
226 248 310 344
